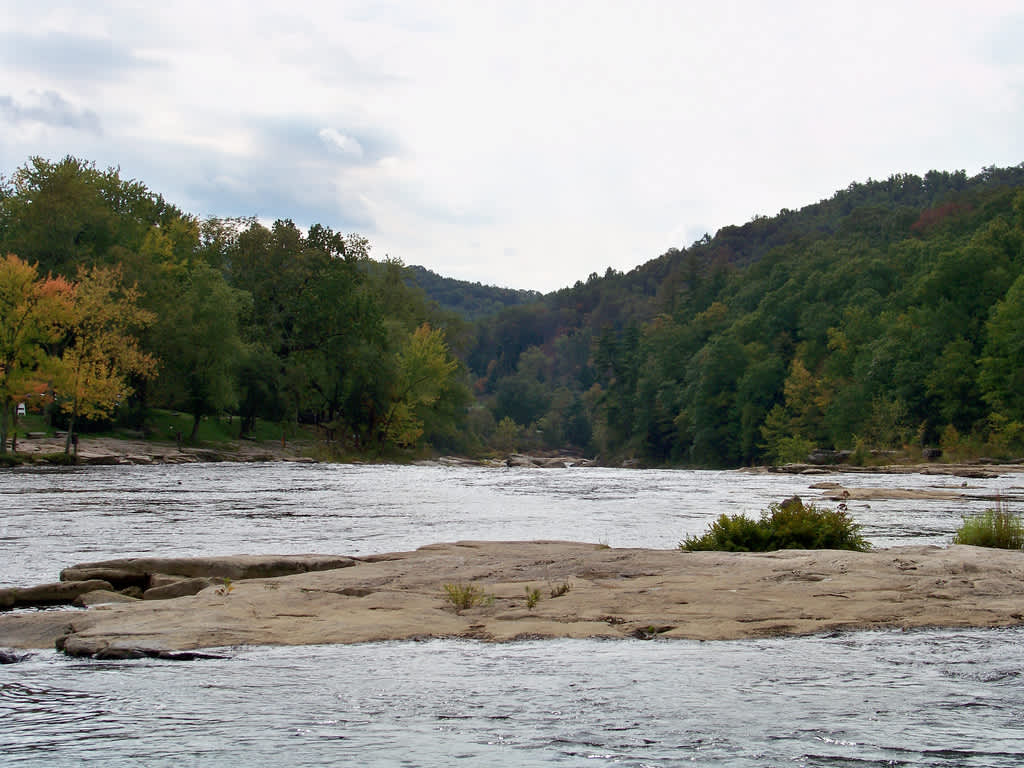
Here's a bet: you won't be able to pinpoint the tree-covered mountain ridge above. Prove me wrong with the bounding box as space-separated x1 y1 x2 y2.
467 163 1024 466
403 265 542 321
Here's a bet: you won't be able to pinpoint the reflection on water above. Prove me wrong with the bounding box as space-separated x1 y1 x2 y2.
2 463 1023 766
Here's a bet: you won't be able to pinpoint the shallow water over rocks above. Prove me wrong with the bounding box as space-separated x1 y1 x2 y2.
2 463 1023 765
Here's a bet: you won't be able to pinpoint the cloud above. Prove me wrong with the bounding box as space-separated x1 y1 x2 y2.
1 30 162 83
165 119 384 230
0 90 101 134
2 2 1023 292
319 128 365 159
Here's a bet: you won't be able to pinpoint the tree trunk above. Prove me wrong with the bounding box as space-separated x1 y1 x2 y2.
64 408 77 455
0 402 8 454
190 412 201 443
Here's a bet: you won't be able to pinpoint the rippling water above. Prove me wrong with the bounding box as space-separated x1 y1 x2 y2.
2 462 1022 586
2 463 1023 766
2 631 1023 767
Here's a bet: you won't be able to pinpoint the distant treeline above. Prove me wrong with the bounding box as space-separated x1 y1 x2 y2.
3 155 1024 464
405 265 541 321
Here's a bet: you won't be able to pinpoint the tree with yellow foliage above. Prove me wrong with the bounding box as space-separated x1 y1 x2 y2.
0 255 74 453
379 324 459 450
54 265 157 454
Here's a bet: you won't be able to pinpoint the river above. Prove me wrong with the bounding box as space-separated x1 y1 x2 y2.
2 463 1023 766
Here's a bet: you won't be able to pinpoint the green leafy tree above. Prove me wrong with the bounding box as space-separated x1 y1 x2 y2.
979 272 1024 422
151 261 250 441
925 337 983 431
0 156 188 277
687 335 747 465
492 416 521 453
493 346 553 428
378 324 459 450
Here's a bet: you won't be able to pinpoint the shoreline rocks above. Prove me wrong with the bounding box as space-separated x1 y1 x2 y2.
2 435 317 466
766 462 1020 478
0 579 115 610
1 541 1022 658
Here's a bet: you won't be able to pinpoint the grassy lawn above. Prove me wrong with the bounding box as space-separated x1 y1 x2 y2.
12 412 53 436
137 410 313 444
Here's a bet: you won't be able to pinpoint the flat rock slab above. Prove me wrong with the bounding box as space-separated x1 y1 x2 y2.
817 486 1024 502
0 580 115 609
60 554 357 584
75 590 142 607
2 541 1022 657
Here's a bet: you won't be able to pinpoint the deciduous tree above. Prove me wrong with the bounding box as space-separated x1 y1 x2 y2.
0 255 73 452
54 265 156 453
378 324 459 450
150 261 249 441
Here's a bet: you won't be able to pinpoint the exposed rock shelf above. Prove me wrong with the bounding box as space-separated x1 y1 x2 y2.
2 435 316 465
2 542 1022 659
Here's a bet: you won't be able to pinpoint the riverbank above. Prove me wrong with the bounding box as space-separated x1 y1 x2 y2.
1 434 316 465
6 433 1024 476
2 541 1022 658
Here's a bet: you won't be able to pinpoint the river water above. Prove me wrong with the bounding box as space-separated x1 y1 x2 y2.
2 463 1023 766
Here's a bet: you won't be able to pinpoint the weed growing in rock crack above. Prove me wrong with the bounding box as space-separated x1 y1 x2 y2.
443 583 494 611
214 577 234 596
524 586 541 610
549 581 572 598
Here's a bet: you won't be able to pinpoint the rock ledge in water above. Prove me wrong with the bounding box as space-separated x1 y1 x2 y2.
1 542 1022 657
0 580 115 609
60 554 357 587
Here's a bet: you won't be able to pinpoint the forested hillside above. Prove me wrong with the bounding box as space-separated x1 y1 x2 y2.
3 155 1023 466
468 165 1024 465
405 265 541 321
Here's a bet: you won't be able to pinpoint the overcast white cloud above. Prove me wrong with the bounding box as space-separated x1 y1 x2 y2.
1 1 1022 291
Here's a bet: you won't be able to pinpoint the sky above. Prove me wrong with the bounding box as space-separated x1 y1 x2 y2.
2 2 1023 292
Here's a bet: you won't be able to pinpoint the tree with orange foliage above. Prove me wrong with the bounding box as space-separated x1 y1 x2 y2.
0 255 74 453
53 265 157 454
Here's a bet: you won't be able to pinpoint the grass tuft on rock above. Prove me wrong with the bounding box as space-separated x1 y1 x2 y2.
681 496 869 552
442 582 494 611
954 507 1024 549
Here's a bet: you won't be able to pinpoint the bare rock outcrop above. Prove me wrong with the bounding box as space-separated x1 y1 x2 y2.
1 541 1022 658
1 554 357 612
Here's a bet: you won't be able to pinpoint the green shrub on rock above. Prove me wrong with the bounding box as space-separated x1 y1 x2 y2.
954 508 1024 549
681 496 869 552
